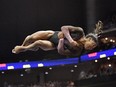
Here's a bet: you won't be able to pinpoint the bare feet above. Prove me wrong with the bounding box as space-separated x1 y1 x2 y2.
12 46 26 54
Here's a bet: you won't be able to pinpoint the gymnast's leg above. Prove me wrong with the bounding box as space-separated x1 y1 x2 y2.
12 40 55 54
21 30 55 46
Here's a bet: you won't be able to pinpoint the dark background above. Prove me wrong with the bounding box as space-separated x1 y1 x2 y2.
0 0 116 63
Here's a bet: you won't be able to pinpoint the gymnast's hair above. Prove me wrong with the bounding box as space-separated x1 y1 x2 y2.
86 20 103 45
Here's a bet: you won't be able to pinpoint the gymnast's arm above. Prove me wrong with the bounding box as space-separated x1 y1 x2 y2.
57 38 72 55
61 25 85 46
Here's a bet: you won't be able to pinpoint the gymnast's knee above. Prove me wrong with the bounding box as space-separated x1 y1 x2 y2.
26 35 36 41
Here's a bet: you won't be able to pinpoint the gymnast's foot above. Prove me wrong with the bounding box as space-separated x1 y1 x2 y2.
12 46 26 54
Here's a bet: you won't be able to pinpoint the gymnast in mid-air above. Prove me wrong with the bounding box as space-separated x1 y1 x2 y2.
12 21 102 56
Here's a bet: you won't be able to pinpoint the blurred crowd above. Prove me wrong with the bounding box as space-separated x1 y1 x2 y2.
79 58 116 80
5 81 75 87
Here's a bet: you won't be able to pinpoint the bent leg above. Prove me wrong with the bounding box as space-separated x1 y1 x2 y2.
21 35 34 46
12 40 55 54
22 30 55 46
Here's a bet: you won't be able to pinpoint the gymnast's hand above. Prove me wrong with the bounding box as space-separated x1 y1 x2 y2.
70 40 78 47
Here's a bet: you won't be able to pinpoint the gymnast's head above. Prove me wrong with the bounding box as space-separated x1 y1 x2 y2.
84 33 98 50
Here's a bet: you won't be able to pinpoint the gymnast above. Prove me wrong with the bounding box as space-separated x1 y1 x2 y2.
12 23 100 56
